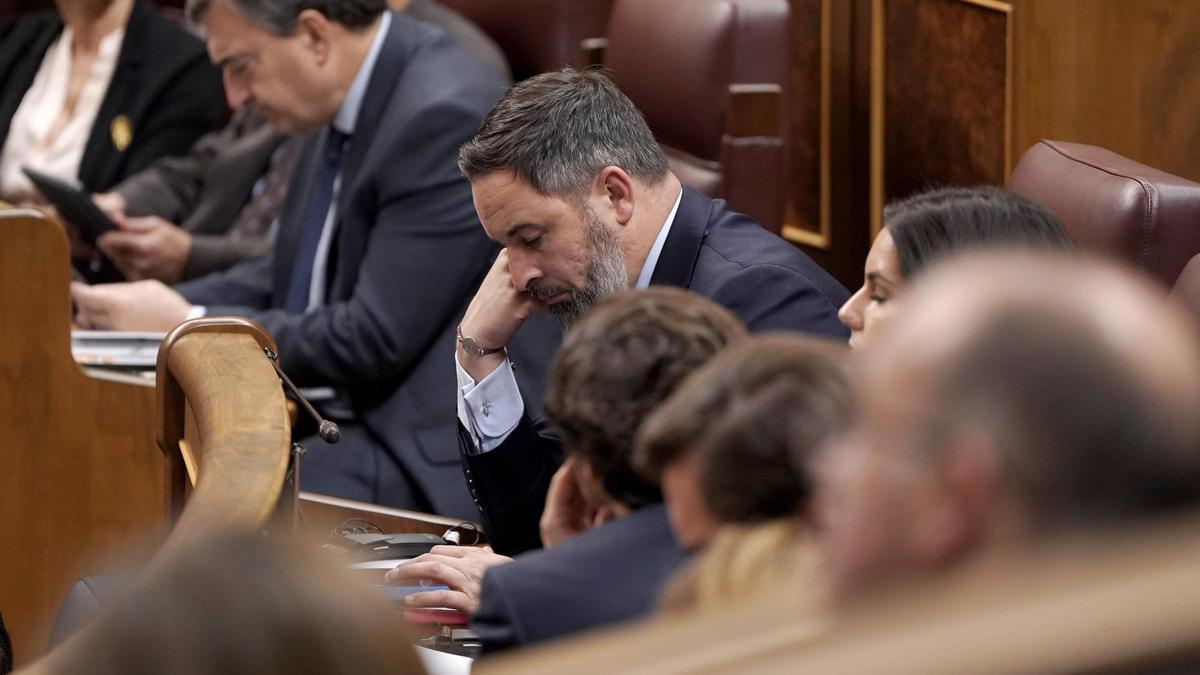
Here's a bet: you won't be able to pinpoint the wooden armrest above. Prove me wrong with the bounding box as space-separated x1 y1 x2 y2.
156 318 291 552
727 84 783 138
581 37 608 68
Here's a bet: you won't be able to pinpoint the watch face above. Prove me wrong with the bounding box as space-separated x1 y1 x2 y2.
459 336 482 356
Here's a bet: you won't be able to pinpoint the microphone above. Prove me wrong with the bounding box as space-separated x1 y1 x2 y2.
263 347 341 444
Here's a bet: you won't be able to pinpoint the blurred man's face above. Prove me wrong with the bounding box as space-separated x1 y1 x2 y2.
661 452 721 550
816 360 957 599
204 0 333 133
472 171 631 328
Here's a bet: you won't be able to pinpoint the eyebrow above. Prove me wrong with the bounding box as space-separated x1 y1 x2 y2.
504 223 542 239
214 52 251 70
867 270 898 286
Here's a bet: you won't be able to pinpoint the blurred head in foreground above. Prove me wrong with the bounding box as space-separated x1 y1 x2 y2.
822 252 1200 600
545 287 747 515
49 533 424 675
839 186 1070 351
635 334 854 549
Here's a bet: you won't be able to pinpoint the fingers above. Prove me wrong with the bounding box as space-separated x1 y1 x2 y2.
401 589 476 613
426 545 485 559
97 230 147 256
385 559 469 587
71 282 110 328
120 216 162 233
92 192 127 221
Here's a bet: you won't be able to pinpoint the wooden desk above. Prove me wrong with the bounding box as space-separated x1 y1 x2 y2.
299 492 484 542
0 211 165 665
1 215 484 668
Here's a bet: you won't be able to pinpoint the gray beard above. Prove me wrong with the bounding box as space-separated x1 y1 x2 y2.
543 209 629 330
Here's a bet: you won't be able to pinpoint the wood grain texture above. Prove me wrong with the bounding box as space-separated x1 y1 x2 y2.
156 327 291 555
0 211 164 666
786 0 824 242
883 0 1009 202
1012 0 1200 182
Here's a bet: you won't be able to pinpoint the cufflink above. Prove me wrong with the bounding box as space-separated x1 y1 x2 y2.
480 403 491 417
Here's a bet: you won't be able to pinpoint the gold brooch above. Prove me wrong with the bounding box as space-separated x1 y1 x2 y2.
110 115 133 152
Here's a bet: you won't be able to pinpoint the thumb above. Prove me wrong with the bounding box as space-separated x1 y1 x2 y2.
70 281 94 302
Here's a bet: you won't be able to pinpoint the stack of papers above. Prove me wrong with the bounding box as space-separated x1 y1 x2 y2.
72 330 164 368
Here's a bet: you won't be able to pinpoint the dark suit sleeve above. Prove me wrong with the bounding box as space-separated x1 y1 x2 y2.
114 123 230 222
710 263 849 338
469 566 523 655
461 414 562 556
176 101 493 388
175 252 275 311
183 233 272 280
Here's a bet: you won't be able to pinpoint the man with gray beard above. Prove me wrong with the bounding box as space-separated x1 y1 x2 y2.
452 69 848 556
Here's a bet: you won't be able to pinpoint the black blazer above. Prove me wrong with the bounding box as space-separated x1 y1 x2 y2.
470 503 688 654
462 187 851 554
0 0 225 193
175 13 510 519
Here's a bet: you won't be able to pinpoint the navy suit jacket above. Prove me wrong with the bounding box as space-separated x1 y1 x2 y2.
462 187 850 554
0 0 225 193
470 503 687 654
176 13 507 518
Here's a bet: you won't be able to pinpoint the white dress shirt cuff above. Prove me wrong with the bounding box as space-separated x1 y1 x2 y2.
455 352 524 455
185 305 207 320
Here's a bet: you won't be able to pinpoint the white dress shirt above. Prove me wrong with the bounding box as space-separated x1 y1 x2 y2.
456 188 684 453
0 26 124 203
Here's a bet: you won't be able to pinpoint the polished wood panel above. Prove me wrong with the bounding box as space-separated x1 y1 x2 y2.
785 0 869 287
784 0 824 244
785 0 1200 288
0 211 164 666
1012 0 1200 183
881 0 1009 223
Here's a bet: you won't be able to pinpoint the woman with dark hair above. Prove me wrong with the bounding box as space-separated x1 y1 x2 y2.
839 186 1070 351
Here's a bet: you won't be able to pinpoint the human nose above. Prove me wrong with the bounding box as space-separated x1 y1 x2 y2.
506 248 542 292
839 286 867 332
223 72 252 110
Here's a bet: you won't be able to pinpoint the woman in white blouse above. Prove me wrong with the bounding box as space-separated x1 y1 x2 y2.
0 0 225 205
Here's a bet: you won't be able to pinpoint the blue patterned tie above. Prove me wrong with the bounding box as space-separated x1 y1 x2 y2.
284 127 349 314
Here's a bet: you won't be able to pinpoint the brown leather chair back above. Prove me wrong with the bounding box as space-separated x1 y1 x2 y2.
437 0 613 80
1008 140 1200 286
599 0 790 233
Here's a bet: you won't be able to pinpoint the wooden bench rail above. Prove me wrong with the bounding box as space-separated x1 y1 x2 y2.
155 318 290 553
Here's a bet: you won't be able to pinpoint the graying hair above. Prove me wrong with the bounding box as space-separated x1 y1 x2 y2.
458 69 669 199
186 0 385 35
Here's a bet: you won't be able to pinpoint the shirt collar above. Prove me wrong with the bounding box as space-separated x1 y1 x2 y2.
635 187 684 290
332 11 391 135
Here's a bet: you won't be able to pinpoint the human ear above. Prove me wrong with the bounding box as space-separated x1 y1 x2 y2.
294 9 333 64
595 166 636 226
913 432 1000 562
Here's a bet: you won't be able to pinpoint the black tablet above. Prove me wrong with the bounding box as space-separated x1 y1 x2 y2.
21 166 116 243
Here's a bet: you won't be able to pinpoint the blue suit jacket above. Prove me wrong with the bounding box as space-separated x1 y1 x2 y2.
461 187 850 554
176 13 510 519
470 503 687 654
